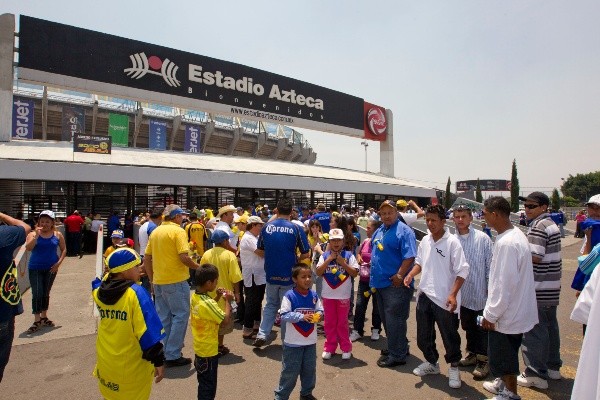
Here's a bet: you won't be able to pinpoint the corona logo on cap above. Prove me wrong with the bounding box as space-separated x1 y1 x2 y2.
367 107 387 136
124 52 181 87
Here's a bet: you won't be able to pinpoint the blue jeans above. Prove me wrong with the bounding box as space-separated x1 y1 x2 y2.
274 344 317 400
375 285 413 362
521 305 562 379
29 269 57 314
0 317 15 383
154 281 190 360
353 280 381 336
257 283 291 341
195 354 219 400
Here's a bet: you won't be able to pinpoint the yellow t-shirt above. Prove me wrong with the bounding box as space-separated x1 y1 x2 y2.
104 245 117 261
200 247 243 311
145 221 190 285
190 292 225 357
185 222 208 257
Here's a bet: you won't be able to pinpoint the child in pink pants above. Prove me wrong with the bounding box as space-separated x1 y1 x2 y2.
316 228 359 360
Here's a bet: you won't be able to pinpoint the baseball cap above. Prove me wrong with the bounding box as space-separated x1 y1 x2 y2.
105 248 141 275
379 200 396 211
39 210 55 220
210 229 231 244
111 229 124 239
316 203 326 211
396 199 408 208
586 194 600 207
518 191 550 206
217 205 236 218
163 205 188 218
247 216 264 224
329 228 344 240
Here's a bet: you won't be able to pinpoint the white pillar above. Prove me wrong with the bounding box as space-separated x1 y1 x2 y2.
380 108 394 177
0 14 16 142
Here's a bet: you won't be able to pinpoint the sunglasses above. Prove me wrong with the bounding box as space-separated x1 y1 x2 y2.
523 204 540 210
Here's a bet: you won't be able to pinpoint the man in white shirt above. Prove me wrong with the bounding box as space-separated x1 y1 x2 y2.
396 199 425 226
404 205 469 389
480 197 538 400
215 205 238 253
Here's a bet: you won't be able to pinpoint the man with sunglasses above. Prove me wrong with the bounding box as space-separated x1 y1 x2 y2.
516 192 563 389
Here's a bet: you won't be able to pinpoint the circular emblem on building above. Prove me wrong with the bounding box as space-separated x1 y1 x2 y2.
367 107 387 136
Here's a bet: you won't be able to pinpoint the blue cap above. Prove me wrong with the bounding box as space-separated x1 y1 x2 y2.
210 229 231 244
111 229 124 239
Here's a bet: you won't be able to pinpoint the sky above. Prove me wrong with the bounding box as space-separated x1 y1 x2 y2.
4 1 599 194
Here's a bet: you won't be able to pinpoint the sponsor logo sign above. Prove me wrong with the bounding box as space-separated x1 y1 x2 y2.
12 97 34 139
61 105 85 142
363 103 387 141
108 113 129 147
184 125 201 153
149 119 167 150
73 134 111 154
456 180 510 192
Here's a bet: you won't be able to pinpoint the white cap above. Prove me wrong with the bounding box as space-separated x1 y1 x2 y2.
39 210 55 219
329 228 344 240
586 194 600 207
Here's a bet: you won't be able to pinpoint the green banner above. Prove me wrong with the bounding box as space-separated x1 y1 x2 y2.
108 113 129 147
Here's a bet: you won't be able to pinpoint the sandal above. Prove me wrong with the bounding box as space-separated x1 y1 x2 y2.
218 345 230 356
242 331 257 340
40 317 55 327
26 321 42 334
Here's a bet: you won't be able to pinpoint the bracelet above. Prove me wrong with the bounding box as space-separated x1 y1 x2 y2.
396 273 404 280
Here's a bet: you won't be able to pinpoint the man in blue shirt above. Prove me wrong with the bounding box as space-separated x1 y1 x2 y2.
253 198 310 347
0 211 31 382
311 203 331 233
370 200 417 368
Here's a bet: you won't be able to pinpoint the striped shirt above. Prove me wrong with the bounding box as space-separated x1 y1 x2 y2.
455 226 493 311
527 213 562 306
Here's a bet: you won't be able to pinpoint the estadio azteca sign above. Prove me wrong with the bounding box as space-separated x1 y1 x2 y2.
18 16 388 140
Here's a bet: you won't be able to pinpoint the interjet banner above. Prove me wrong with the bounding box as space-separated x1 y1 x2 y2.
184 125 201 153
18 15 388 140
61 105 85 142
149 119 167 150
12 97 34 139
108 113 129 147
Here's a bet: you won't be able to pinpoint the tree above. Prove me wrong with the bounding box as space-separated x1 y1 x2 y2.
563 196 580 207
551 188 560 210
560 171 600 203
475 178 483 203
510 159 520 212
445 177 452 209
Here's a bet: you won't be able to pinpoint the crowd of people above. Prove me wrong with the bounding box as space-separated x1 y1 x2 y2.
2 191 600 399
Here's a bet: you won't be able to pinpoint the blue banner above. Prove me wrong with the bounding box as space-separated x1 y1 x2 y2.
12 97 34 139
149 119 167 150
184 124 201 153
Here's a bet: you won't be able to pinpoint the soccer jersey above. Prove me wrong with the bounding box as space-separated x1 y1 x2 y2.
280 288 324 347
145 221 190 285
185 221 208 257
200 247 243 311
318 250 359 300
190 292 225 357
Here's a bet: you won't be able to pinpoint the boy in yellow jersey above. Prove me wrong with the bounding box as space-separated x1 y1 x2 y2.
92 248 165 400
191 264 233 400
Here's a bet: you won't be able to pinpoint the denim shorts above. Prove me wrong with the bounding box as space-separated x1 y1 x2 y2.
488 330 522 377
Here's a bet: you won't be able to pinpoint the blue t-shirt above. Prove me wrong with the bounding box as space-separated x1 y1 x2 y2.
28 234 60 270
0 225 27 322
312 212 331 233
572 219 600 291
146 221 157 237
257 218 310 286
370 219 417 289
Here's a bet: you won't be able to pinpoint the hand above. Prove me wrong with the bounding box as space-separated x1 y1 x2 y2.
50 263 60 274
403 275 413 287
154 365 165 383
223 290 234 301
335 254 346 265
481 317 495 331
446 294 457 313
303 313 315 322
390 273 403 287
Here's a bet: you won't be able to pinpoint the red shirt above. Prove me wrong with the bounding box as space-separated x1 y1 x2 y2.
64 214 85 232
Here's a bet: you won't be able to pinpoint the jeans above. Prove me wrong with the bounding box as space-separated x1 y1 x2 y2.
460 306 488 356
274 344 317 400
0 317 15 383
257 283 291 341
29 269 57 314
521 305 562 379
415 293 462 365
323 298 352 353
66 231 82 256
154 281 190 360
243 279 266 330
353 280 381 336
195 354 219 400
375 285 413 362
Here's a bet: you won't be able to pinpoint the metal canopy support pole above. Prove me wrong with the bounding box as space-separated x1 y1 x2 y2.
42 86 48 140
0 14 15 142
380 109 394 177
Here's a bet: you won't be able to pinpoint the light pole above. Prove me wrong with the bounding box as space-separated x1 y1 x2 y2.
360 141 368 172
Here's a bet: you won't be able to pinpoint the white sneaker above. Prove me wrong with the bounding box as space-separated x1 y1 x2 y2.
342 352 352 360
322 351 332 360
516 372 548 389
412 361 441 376
371 329 380 341
349 330 362 342
448 366 461 389
488 387 522 400
483 377 504 395
548 369 562 380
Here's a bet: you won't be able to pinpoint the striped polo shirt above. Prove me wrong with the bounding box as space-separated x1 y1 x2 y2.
455 226 493 311
527 213 562 306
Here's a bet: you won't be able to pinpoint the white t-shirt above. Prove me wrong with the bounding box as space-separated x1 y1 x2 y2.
239 231 265 287
318 251 359 300
399 212 418 226
138 221 150 256
215 221 238 250
483 227 538 334
415 230 469 313
90 220 104 233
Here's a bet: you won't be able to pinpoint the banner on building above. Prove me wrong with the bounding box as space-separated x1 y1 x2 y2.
184 125 201 153
108 113 129 147
73 134 111 154
149 119 167 150
12 97 34 139
456 179 510 192
61 105 85 142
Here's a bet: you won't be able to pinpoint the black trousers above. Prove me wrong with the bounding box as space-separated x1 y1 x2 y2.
460 306 488 356
244 278 266 330
195 354 219 400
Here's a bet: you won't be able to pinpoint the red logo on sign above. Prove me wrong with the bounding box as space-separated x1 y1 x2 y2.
367 107 387 136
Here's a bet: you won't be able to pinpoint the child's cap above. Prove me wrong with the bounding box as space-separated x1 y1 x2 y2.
106 248 141 275
329 228 344 240
111 229 124 239
39 210 55 220
210 229 231 244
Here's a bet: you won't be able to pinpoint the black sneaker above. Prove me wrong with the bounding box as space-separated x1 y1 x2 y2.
253 337 266 348
165 356 192 368
300 394 317 400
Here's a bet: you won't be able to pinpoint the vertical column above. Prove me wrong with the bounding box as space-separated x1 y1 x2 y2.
379 109 395 177
0 14 16 142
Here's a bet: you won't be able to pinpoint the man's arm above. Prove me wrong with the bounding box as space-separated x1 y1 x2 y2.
178 253 201 270
408 200 425 219
145 254 154 282
0 212 31 234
